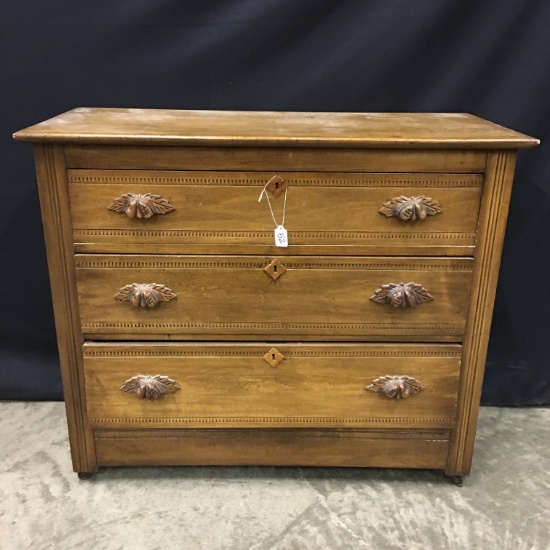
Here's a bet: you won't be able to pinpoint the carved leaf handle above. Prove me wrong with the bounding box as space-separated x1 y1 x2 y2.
379 196 441 221
366 375 424 399
115 283 177 308
370 282 433 308
108 193 175 219
121 374 180 399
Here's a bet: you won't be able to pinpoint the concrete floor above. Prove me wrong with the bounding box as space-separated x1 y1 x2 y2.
0 403 548 550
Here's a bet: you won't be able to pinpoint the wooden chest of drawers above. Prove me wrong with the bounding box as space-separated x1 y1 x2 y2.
14 109 537 483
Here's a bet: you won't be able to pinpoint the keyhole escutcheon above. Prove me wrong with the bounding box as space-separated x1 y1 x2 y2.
263 347 285 367
264 259 286 280
266 175 287 197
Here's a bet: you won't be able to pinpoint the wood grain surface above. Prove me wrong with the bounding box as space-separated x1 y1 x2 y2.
14 108 539 148
64 145 488 173
94 428 450 469
68 170 482 255
75 255 473 339
83 342 461 429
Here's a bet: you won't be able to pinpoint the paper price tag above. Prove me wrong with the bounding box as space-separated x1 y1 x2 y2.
274 225 288 247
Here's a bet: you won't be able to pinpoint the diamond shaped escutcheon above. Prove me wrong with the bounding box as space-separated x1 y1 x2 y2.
263 347 285 367
264 259 286 280
265 175 288 197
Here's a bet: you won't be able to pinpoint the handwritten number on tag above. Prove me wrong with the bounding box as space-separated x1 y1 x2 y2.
274 226 288 247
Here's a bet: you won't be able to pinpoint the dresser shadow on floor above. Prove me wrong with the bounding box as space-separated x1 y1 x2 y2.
85 465 452 486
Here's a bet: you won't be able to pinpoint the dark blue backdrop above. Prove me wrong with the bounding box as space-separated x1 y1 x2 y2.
1 1 549 404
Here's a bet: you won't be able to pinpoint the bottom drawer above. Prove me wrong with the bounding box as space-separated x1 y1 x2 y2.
94 428 451 469
83 342 461 429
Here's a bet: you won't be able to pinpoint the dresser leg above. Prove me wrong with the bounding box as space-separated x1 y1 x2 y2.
78 471 96 480
448 475 464 487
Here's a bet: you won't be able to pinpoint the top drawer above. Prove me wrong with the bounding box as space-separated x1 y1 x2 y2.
69 170 482 256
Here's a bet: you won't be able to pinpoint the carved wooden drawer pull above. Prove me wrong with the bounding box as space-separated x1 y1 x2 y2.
121 374 180 400
370 282 433 308
115 283 177 308
108 193 175 219
366 375 424 399
379 195 441 221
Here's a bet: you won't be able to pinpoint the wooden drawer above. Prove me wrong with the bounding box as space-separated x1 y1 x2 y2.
68 170 482 255
83 342 461 429
94 430 451 469
75 255 473 340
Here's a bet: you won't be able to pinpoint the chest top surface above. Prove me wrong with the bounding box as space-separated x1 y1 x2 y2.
13 108 538 148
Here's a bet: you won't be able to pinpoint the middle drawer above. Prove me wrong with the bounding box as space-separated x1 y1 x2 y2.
75 255 472 341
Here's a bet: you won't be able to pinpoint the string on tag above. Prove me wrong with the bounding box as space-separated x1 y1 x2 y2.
259 181 289 247
258 183 288 228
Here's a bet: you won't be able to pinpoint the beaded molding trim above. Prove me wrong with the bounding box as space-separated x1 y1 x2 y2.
68 171 483 188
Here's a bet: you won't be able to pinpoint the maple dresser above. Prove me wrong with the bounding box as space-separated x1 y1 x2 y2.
14 109 537 484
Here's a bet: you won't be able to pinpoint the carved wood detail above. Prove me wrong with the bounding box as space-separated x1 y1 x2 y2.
76 257 472 271
83 347 462 358
366 376 424 399
89 415 453 426
121 375 180 400
114 283 177 308
380 195 442 221
74 229 476 241
67 170 484 188
108 193 175 219
370 282 433 308
82 321 464 331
